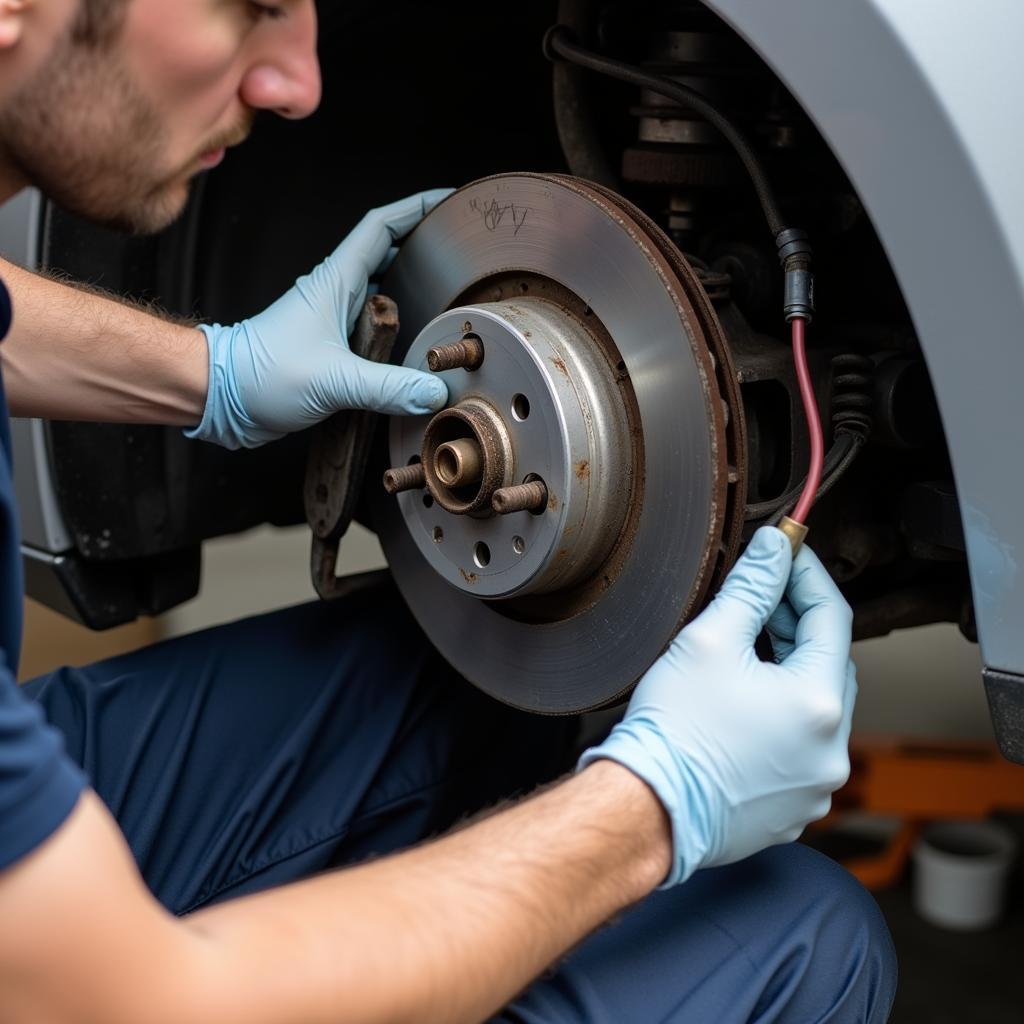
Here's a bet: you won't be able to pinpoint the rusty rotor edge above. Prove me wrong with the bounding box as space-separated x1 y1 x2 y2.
376 172 746 713
553 175 747 632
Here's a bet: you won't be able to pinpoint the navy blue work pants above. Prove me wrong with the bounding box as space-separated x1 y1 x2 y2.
26 578 896 1022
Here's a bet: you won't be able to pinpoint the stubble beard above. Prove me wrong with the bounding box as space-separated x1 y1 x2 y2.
0 33 192 235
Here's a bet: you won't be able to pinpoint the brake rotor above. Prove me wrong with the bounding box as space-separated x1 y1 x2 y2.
372 173 745 713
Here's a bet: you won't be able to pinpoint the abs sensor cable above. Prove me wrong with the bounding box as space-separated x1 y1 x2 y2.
544 25 835 553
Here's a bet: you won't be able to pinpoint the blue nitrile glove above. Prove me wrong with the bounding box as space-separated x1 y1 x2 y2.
186 189 453 449
578 527 857 888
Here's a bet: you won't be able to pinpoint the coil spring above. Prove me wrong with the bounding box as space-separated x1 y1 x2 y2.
830 353 873 437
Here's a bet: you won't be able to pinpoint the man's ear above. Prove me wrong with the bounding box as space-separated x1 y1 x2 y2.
0 0 28 51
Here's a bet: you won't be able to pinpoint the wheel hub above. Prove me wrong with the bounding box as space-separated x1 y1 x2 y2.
391 298 634 601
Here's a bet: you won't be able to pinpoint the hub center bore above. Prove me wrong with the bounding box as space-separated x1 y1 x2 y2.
386 296 634 601
435 439 482 488
420 399 511 516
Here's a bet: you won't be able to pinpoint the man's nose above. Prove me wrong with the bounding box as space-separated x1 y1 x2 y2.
240 7 322 120
240 58 322 118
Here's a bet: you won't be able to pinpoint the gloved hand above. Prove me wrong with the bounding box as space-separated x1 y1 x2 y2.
579 526 856 888
186 189 452 450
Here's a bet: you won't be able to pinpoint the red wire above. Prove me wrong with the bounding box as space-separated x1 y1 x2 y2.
790 315 824 524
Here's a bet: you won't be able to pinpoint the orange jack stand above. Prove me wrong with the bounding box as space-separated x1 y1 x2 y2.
811 737 1024 890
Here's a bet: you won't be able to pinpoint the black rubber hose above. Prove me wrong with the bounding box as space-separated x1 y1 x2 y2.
544 25 787 236
744 430 867 524
551 2 620 188
746 433 853 521
768 433 865 527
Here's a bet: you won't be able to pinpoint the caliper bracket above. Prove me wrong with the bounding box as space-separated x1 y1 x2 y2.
304 294 399 599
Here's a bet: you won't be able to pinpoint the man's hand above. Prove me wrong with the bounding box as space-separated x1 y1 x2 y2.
0 191 451 430
580 526 856 887
187 189 452 450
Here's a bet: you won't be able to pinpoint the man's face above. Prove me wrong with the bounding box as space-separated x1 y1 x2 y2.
0 0 321 234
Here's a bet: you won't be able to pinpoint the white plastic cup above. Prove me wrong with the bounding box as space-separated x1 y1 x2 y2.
912 819 1018 931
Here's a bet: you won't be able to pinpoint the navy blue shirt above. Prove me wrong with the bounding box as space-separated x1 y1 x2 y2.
0 280 86 871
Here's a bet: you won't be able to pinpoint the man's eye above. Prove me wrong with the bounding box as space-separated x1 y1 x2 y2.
249 2 285 20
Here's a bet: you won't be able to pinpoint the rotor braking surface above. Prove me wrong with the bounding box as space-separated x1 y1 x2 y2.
373 173 745 713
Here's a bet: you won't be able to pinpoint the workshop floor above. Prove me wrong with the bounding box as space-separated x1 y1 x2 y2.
875 873 1023 1023
813 815 1024 1023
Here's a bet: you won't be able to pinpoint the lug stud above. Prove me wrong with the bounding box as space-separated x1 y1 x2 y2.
427 336 485 372
492 480 548 515
383 463 426 495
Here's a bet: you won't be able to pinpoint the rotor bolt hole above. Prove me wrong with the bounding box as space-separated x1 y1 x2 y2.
519 282 529 294
473 542 491 568
512 536 526 555
511 394 531 422
422 493 434 509
432 527 444 544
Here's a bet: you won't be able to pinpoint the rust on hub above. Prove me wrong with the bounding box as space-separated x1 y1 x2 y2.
383 462 426 495
492 480 548 515
421 399 510 516
435 438 483 488
427 336 485 372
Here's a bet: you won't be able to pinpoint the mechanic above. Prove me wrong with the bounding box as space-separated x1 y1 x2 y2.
0 2 896 1022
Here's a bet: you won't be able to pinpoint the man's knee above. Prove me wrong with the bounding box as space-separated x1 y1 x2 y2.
614 842 898 1023
729 843 897 1023
502 842 896 1024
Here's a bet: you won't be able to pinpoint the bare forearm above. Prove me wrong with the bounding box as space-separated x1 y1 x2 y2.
188 760 671 1024
0 258 207 423
2 765 668 1024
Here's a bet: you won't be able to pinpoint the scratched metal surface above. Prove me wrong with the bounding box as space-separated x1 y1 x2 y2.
373 174 724 713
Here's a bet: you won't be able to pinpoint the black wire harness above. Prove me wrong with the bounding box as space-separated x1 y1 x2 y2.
543 25 813 316
544 26 786 234
746 431 867 526
543 25 874 532
746 353 873 524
